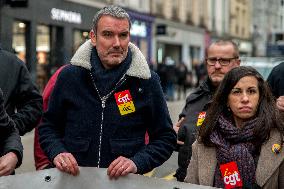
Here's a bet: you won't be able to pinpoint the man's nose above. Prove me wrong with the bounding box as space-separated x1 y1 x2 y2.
113 36 120 47
214 61 222 69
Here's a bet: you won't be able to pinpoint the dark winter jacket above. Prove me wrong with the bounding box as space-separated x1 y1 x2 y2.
0 48 42 135
39 40 176 174
267 62 284 98
175 77 215 181
0 88 23 168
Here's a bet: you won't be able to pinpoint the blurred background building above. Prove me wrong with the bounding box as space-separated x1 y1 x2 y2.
0 0 284 92
252 0 284 57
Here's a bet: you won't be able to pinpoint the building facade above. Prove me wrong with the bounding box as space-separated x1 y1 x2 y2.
150 0 205 69
252 0 284 56
229 0 252 56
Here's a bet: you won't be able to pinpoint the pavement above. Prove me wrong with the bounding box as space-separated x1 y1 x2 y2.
15 98 187 180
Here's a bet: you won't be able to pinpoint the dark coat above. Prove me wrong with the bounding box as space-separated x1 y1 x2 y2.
39 40 176 174
0 48 42 135
175 77 215 181
0 89 23 168
267 62 284 98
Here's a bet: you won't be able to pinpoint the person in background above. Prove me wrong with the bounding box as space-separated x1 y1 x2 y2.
185 66 284 188
267 62 284 112
0 88 23 176
164 57 177 101
39 5 176 178
176 62 188 100
0 47 42 136
174 39 240 182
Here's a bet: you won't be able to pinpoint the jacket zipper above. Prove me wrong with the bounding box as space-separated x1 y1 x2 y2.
89 72 127 167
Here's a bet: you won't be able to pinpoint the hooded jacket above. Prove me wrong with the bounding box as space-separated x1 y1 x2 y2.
39 40 176 174
0 48 42 135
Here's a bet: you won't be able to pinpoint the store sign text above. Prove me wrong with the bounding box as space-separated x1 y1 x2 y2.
51 8 82 24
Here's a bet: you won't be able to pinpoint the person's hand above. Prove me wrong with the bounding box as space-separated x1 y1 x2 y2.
276 96 284 112
0 152 18 176
173 117 185 134
107 156 137 179
53 152 79 176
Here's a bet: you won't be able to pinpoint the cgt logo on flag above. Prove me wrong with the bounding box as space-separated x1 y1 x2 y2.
196 111 206 126
114 90 136 115
219 161 243 189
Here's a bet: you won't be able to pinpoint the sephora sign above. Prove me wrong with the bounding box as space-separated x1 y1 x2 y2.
51 8 82 24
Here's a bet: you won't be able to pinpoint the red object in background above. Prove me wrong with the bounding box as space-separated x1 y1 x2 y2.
34 65 66 170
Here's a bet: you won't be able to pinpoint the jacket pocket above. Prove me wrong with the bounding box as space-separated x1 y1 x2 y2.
64 137 90 152
110 137 144 157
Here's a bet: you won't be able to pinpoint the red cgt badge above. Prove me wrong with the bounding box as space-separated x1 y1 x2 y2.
114 90 136 115
196 111 206 126
219 161 243 189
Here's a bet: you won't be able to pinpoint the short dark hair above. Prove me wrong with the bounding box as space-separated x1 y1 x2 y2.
92 5 131 34
205 39 239 58
199 66 284 146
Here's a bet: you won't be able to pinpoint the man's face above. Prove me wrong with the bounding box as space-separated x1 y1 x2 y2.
206 44 240 86
90 15 130 69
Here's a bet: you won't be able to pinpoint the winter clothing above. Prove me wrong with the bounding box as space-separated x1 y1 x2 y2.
39 40 176 174
267 62 284 98
210 115 259 188
34 65 66 170
0 48 42 136
0 88 23 168
175 77 215 181
185 129 284 189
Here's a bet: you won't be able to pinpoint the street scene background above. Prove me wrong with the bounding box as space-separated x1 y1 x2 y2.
0 0 284 184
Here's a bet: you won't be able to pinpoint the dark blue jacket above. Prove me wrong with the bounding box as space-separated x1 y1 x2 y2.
39 40 176 174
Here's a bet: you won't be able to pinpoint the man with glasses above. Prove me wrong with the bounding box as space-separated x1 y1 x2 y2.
174 40 240 182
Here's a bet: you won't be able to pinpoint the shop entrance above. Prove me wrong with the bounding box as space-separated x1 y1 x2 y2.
36 25 63 93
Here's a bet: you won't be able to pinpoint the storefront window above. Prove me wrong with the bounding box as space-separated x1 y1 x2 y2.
36 24 50 93
190 46 201 65
12 20 26 62
73 30 89 53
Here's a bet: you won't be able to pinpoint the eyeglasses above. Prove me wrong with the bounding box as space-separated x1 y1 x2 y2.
206 57 239 66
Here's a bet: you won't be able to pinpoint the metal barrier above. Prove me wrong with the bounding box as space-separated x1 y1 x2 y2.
0 167 217 189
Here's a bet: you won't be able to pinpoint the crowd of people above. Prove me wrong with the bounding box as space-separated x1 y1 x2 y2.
156 58 207 101
0 4 284 189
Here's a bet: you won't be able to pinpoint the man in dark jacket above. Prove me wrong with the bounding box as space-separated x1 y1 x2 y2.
267 62 284 112
39 5 176 178
0 88 23 176
0 47 42 136
174 40 241 182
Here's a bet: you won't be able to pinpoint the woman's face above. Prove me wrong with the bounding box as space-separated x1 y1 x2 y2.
228 76 260 127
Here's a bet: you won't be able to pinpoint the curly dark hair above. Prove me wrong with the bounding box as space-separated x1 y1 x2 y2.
199 66 284 146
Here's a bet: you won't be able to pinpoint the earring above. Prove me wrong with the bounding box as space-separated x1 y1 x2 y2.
227 106 231 112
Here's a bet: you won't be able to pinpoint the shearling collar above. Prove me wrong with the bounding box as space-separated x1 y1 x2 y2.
70 39 151 79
